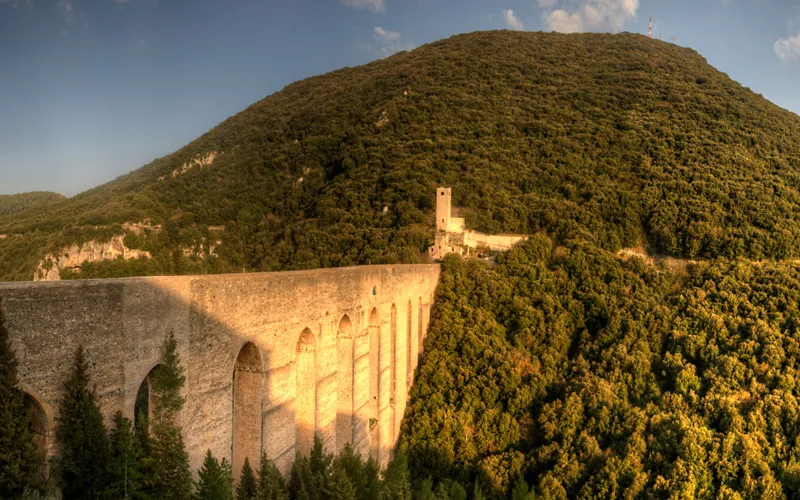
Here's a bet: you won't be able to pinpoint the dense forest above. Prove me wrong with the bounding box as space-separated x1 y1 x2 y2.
401 237 800 498
0 192 63 218
4 31 800 280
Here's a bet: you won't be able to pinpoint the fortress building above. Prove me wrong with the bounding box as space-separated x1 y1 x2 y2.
428 187 528 259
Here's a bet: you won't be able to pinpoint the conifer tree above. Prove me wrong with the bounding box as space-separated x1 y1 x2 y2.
103 411 142 500
472 481 486 500
331 444 379 500
196 450 233 500
446 482 466 500
322 462 356 500
380 449 411 500
256 453 288 500
308 436 332 480
413 478 435 500
510 478 535 500
288 454 316 500
55 345 109 499
236 458 257 500
0 299 43 497
144 331 192 500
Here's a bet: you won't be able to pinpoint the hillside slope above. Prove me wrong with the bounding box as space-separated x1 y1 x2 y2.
0 192 63 218
3 30 800 281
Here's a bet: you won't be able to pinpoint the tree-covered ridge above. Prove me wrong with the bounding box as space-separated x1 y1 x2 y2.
402 237 800 498
4 30 800 281
0 192 63 218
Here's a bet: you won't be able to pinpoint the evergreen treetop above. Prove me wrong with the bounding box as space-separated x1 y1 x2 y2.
0 298 43 497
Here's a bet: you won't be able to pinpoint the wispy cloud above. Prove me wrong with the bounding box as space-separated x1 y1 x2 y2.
56 0 75 24
342 0 384 13
503 9 524 31
538 0 639 33
775 33 800 62
371 26 413 58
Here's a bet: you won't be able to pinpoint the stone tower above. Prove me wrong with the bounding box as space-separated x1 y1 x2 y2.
435 187 452 231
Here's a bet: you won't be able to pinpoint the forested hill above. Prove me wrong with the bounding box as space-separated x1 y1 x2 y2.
0 192 63 218
4 30 800 280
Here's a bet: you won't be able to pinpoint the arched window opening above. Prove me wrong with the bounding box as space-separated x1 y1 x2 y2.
390 304 397 448
336 315 355 453
232 341 263 481
134 364 166 433
23 393 49 476
406 301 413 390
368 308 381 462
296 329 317 458
418 298 424 361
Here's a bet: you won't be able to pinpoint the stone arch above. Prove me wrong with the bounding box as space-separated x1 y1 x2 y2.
134 364 165 431
407 300 413 389
22 391 50 476
390 304 397 447
368 308 380 462
296 328 317 458
418 297 424 360
336 315 354 452
232 341 263 481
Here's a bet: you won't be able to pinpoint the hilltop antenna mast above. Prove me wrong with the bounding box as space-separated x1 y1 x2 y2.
648 17 653 38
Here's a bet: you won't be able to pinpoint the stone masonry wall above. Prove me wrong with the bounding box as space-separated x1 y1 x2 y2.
0 264 440 476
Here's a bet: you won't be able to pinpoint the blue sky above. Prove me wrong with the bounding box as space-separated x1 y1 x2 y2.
1 0 799 197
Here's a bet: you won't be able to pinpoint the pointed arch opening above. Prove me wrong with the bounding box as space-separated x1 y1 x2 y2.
407 300 413 389
23 392 49 476
418 297 424 360
336 315 355 452
134 364 165 433
390 304 398 448
296 328 317 458
368 308 380 462
232 341 263 481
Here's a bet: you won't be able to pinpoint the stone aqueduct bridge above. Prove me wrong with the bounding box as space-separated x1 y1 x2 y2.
0 264 440 477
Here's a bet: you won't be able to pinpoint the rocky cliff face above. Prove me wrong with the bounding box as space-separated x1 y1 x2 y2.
34 236 151 281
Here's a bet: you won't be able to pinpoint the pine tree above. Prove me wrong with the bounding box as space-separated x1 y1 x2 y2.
103 411 142 500
446 482 466 500
196 450 233 500
256 453 288 500
413 478 435 500
308 436 332 479
236 458 257 500
288 454 316 500
55 345 110 499
380 449 411 500
0 299 43 496
145 331 192 500
472 481 486 500
510 478 535 500
333 445 379 500
321 462 356 500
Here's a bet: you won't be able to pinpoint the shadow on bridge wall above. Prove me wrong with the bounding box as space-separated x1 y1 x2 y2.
0 265 438 482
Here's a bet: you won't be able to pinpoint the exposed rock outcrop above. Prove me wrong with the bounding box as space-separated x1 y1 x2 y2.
34 236 151 281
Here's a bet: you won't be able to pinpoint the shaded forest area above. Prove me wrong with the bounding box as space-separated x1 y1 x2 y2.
4 31 800 280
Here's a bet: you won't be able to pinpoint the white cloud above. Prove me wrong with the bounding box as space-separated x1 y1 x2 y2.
774 33 800 62
503 9 524 31
374 26 400 41
371 26 413 58
342 0 384 13
538 0 639 33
